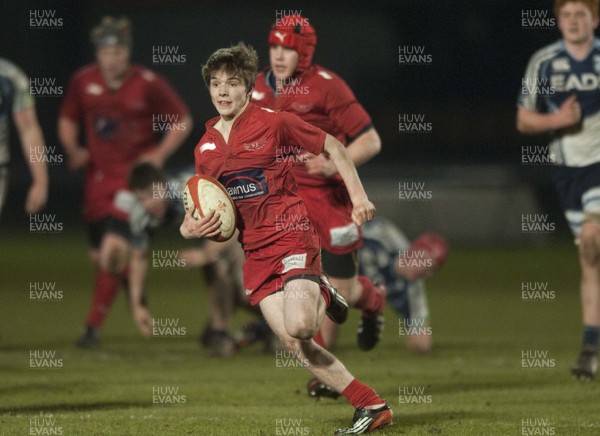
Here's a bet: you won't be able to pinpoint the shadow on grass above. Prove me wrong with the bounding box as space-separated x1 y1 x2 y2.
0 401 147 415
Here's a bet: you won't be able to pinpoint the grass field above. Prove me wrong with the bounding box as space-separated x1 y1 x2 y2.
1 228 599 435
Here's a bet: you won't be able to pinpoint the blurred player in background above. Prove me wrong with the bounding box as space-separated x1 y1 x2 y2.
181 42 392 434
123 162 248 357
0 57 48 217
58 16 192 347
359 217 448 355
517 0 600 379
252 13 385 398
179 240 279 357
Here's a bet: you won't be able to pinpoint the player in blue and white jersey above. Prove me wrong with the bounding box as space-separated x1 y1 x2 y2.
0 58 48 217
517 0 600 379
359 216 448 354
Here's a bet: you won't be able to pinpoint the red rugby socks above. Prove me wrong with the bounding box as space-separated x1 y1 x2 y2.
355 276 384 317
342 378 385 409
85 269 124 328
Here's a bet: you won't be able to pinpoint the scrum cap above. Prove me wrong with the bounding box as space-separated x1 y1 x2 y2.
268 15 316 72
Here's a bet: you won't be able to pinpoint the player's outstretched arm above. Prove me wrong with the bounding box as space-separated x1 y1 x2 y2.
129 247 153 338
14 107 48 213
516 95 581 134
323 133 375 226
180 208 222 240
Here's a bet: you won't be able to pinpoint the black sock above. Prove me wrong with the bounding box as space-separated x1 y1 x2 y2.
582 325 600 352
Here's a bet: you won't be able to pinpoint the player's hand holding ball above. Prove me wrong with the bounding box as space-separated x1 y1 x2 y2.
180 174 236 241
180 208 222 240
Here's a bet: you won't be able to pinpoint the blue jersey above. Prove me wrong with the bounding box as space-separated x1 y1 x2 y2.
518 38 600 167
358 216 429 322
0 58 35 165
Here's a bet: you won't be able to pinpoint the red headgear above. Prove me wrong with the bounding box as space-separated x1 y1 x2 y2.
268 15 316 73
408 232 449 268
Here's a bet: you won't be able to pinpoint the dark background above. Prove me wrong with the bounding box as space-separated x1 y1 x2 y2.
0 0 566 235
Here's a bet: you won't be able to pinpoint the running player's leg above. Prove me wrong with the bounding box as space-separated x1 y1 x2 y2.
200 260 237 357
403 280 432 354
98 231 130 275
260 277 391 423
572 187 600 379
300 184 385 351
78 217 131 348
322 250 385 352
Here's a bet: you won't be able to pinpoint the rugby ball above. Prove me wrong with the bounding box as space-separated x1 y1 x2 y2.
183 174 237 242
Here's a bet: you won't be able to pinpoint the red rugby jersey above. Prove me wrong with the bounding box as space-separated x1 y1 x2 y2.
253 64 372 187
194 103 326 251
60 64 189 221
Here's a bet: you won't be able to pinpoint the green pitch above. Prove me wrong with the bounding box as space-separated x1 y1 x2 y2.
1 229 599 435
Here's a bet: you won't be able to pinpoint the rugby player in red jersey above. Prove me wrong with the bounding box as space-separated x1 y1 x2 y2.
58 17 192 347
252 14 385 397
180 42 392 434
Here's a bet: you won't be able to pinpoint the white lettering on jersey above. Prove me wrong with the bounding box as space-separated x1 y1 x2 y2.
86 83 103 95
260 107 275 113
199 142 216 153
252 90 265 100
317 71 333 80
552 57 570 72
551 73 600 91
281 253 307 273
594 55 600 73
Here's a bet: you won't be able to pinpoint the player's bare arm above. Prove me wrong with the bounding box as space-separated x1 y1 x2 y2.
304 128 381 177
13 107 48 213
179 208 222 240
58 116 89 170
516 95 582 134
344 128 382 166
323 133 375 225
138 113 194 167
128 247 153 338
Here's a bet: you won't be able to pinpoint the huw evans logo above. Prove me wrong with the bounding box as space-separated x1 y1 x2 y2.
521 214 555 234
398 46 432 65
521 282 555 301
